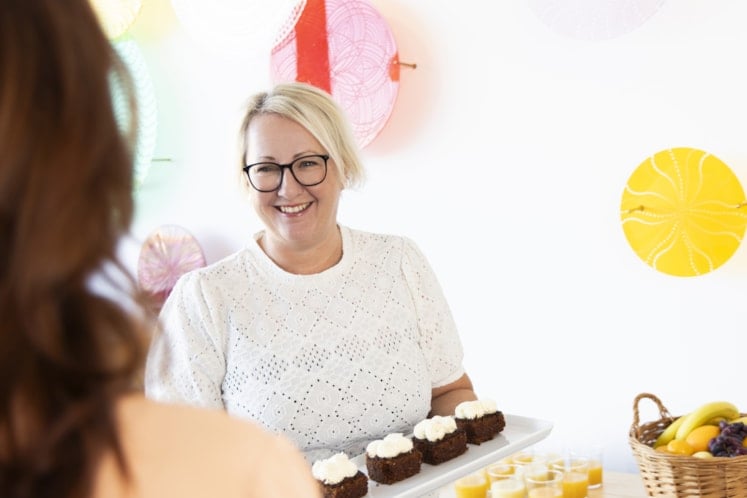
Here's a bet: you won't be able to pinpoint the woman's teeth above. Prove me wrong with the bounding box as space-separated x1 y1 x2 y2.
279 203 310 214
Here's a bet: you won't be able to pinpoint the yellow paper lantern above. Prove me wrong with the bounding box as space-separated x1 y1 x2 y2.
620 147 747 277
90 0 143 39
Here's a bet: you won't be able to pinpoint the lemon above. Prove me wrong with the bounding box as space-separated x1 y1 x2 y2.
693 451 714 459
685 425 721 453
667 439 695 456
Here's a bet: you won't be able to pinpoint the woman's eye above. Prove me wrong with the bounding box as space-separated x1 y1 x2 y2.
255 164 279 174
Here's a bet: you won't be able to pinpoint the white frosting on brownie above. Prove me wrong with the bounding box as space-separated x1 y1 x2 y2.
455 399 498 419
366 433 413 458
311 452 358 485
413 415 458 442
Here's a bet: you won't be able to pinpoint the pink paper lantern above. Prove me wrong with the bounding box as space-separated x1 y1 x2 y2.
270 0 400 148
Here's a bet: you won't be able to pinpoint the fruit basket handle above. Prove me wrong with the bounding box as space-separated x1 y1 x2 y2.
631 392 672 433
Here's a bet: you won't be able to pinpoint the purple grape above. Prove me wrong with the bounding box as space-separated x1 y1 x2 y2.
708 422 747 457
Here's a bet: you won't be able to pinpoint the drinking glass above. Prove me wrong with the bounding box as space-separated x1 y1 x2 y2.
510 449 535 466
489 472 526 498
552 457 589 498
572 446 603 489
454 472 490 498
524 468 563 498
486 463 524 483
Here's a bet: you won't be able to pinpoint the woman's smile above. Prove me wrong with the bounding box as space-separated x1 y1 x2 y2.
277 202 312 215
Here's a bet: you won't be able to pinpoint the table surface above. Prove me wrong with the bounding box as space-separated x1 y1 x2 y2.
588 472 647 498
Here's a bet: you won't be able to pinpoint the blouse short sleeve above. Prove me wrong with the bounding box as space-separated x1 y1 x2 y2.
400 237 465 388
144 270 227 409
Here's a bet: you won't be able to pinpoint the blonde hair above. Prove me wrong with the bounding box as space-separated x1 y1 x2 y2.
238 82 365 191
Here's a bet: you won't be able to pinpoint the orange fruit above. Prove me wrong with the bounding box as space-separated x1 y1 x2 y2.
685 425 721 453
667 439 695 456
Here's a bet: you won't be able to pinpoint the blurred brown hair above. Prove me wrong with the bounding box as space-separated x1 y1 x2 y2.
0 0 150 497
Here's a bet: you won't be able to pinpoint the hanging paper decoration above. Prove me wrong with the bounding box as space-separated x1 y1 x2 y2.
270 0 400 148
170 0 305 57
620 147 747 277
112 37 158 188
89 0 143 39
137 225 207 309
528 0 666 41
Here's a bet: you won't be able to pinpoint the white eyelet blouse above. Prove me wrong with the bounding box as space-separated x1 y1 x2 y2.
144 225 465 462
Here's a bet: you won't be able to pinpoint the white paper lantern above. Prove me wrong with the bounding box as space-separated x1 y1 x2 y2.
171 0 306 56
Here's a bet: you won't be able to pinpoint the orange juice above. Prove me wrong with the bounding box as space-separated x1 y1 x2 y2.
512 451 534 465
489 463 514 477
588 459 603 487
562 471 589 498
487 463 523 482
454 473 489 498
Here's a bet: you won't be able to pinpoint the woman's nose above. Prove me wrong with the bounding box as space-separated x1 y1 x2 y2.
276 167 304 197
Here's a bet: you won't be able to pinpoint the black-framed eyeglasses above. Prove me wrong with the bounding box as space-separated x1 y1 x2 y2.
242 154 329 193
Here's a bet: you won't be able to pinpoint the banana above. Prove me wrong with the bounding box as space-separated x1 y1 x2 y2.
729 415 747 425
674 401 740 441
654 415 685 448
705 416 729 425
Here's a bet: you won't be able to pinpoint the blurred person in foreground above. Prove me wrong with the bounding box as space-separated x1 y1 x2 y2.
145 81 479 462
0 1 320 497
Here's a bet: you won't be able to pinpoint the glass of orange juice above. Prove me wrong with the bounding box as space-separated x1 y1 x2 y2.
551 457 589 498
489 472 526 498
454 472 490 498
486 463 524 483
572 446 603 489
532 451 561 470
524 468 563 498
510 449 535 466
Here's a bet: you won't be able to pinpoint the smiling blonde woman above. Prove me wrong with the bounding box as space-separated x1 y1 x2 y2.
145 82 479 463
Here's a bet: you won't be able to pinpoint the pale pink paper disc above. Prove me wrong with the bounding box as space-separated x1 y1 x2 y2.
137 225 206 308
528 0 666 40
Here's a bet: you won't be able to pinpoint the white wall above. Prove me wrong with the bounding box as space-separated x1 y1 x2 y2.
125 0 747 473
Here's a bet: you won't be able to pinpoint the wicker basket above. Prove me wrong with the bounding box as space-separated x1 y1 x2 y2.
629 392 747 497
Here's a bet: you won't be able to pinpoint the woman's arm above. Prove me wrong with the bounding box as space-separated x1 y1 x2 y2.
144 272 227 409
430 373 478 417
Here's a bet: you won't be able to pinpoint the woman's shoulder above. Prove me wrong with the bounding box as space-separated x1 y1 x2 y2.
187 247 252 279
118 394 304 462
344 225 414 249
120 393 261 438
344 226 425 263
104 394 319 498
168 247 254 295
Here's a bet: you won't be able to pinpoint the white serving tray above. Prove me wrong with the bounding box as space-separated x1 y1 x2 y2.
350 414 552 498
